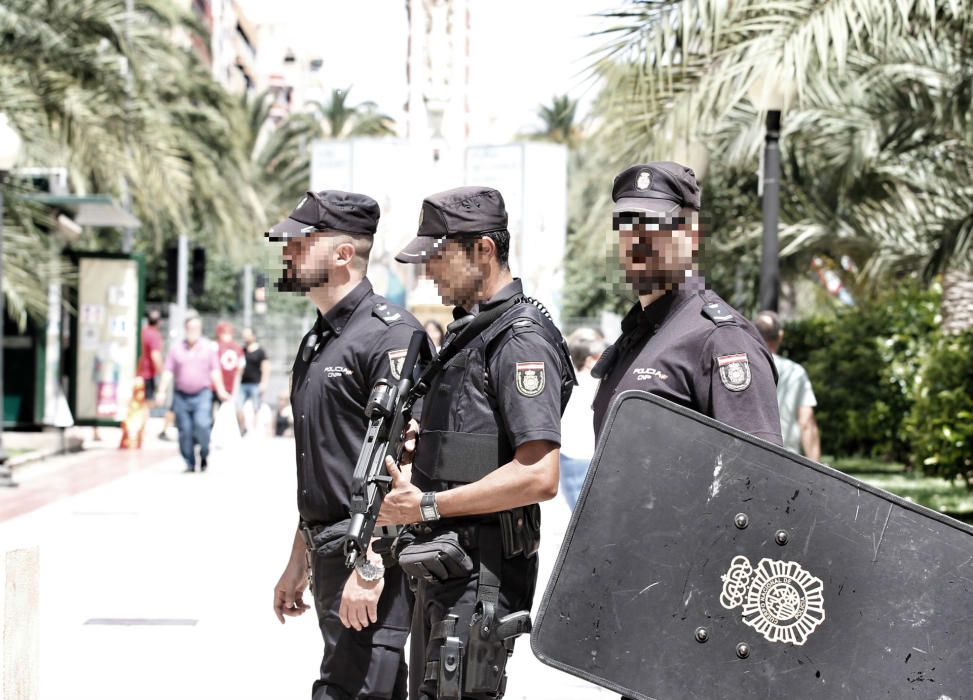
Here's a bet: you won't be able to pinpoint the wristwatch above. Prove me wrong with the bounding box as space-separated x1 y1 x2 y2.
355 559 386 582
420 492 441 522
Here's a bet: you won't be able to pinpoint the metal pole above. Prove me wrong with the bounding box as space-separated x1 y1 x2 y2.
0 177 17 486
759 109 781 313
242 264 253 330
175 234 189 335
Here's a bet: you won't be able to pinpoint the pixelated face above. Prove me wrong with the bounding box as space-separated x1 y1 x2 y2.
277 230 340 293
422 238 488 307
185 318 202 344
242 327 255 344
613 212 699 294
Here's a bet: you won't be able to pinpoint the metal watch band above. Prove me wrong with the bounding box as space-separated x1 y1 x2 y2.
355 559 385 582
420 492 440 522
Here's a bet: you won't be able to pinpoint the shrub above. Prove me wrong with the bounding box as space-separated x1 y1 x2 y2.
904 331 973 486
781 283 940 461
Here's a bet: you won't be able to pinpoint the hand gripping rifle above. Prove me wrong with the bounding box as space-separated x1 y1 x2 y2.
344 329 430 568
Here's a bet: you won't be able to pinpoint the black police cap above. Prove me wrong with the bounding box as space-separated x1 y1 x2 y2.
612 162 701 216
395 186 508 264
265 190 380 240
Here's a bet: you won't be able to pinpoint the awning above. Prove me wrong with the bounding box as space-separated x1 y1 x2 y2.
23 194 142 229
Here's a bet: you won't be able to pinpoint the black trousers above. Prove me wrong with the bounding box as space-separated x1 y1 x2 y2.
409 532 538 700
309 550 413 700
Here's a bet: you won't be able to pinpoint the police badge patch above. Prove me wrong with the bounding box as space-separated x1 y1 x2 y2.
515 361 545 397
388 349 408 380
717 353 751 391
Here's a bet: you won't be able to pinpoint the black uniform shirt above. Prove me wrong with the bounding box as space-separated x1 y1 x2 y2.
290 278 424 525
478 279 565 449
592 281 782 445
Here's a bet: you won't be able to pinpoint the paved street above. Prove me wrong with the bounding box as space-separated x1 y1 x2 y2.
0 433 609 699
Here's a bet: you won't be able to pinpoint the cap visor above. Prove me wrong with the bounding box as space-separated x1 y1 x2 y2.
264 217 316 241
394 235 446 264
612 197 681 216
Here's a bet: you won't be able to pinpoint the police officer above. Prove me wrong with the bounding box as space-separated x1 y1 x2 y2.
378 186 575 700
594 163 784 700
592 161 783 444
268 190 423 700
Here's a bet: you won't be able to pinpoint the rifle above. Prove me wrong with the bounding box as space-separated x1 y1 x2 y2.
344 329 429 568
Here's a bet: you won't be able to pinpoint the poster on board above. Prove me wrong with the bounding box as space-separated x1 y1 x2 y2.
73 256 143 425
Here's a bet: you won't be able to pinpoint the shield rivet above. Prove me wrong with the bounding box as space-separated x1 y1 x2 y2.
734 513 749 529
775 530 789 546
694 627 709 643
736 642 750 659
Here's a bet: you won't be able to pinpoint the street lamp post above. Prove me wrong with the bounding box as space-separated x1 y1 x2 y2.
759 109 782 312
0 113 23 488
748 70 790 313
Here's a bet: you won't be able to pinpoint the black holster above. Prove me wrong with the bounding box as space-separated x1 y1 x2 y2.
464 600 532 695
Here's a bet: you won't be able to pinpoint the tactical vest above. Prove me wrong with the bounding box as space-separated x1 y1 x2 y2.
412 301 575 494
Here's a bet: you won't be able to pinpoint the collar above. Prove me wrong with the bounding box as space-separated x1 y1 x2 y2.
622 276 704 334
318 278 373 336
477 278 524 312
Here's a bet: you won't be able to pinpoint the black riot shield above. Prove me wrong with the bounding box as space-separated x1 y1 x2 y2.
532 390 973 699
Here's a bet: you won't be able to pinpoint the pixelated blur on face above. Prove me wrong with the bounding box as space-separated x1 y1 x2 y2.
185 318 202 344
614 213 698 294
422 239 485 307
278 231 332 293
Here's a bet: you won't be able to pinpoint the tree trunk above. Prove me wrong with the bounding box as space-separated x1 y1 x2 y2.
940 269 973 334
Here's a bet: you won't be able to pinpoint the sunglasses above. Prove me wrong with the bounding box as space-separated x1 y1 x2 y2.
612 214 687 232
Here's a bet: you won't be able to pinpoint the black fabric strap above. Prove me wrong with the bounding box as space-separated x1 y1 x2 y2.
411 296 523 399
477 524 502 607
431 616 457 642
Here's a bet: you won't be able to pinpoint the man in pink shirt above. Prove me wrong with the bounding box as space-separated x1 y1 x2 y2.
156 316 230 472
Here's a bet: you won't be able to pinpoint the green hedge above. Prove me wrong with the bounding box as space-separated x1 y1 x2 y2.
904 331 973 485
781 283 940 462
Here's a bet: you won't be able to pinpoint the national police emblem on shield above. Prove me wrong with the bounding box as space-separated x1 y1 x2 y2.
388 349 408 380
636 170 651 190
515 361 545 397
717 353 751 391
720 555 826 646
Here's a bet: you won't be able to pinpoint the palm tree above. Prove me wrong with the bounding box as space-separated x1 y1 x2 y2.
310 88 396 139
0 0 264 321
574 0 973 324
530 95 582 149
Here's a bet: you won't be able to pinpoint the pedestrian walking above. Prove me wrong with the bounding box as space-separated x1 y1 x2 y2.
155 316 230 472
753 310 821 461
558 328 607 509
137 309 163 403
238 326 269 433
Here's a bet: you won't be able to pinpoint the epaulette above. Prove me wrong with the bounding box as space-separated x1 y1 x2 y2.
372 301 404 325
700 298 738 327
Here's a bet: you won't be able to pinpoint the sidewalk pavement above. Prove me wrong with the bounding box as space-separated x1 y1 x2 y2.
0 435 610 699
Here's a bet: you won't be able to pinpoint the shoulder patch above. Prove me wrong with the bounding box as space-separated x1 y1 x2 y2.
372 301 404 326
702 301 738 327
387 348 407 380
717 353 751 391
515 361 546 397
